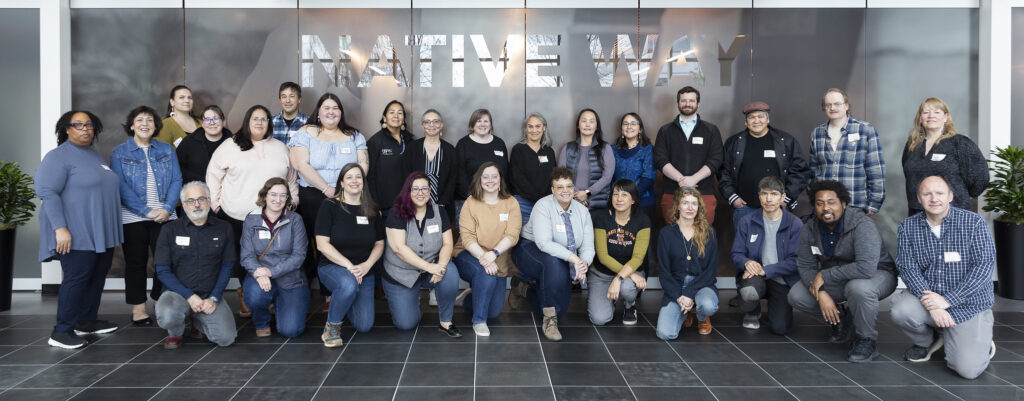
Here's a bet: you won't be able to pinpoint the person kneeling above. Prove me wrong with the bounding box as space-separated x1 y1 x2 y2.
656 187 719 340
588 179 650 326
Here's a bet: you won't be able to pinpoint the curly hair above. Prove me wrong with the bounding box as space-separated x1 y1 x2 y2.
668 186 710 257
55 110 103 145
121 105 163 137
807 180 852 206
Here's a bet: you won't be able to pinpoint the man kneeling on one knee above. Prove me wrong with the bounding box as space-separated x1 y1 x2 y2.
154 181 237 349
789 180 897 362
891 176 996 379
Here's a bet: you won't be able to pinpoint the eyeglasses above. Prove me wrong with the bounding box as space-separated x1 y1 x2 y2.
410 187 430 193
251 117 269 123
422 119 441 125
824 102 846 109
183 196 209 205
203 117 221 124
69 122 95 130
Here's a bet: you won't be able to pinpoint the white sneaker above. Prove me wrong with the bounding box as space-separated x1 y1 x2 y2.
742 313 760 330
455 288 472 306
473 322 490 337
428 289 438 306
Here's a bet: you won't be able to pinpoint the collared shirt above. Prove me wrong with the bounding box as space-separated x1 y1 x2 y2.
818 215 844 259
896 207 995 324
809 117 886 212
154 215 236 299
521 194 595 264
271 111 309 145
678 114 698 139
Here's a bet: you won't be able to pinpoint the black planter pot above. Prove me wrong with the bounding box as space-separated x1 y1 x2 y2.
995 221 1024 300
0 228 15 311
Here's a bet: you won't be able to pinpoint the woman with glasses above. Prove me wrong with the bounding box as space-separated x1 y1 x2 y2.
37 110 123 349
558 109 615 210
509 113 556 224
612 113 656 220
155 85 201 147
110 105 182 326
176 105 232 185
402 109 458 221
207 104 298 317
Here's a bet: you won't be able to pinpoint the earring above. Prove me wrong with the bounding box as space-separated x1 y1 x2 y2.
381 122 387 129
400 124 406 131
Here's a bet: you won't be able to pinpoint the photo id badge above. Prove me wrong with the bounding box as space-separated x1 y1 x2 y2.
356 216 369 225
494 150 504 157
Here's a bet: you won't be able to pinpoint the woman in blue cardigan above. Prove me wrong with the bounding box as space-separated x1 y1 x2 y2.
656 186 719 340
612 113 656 220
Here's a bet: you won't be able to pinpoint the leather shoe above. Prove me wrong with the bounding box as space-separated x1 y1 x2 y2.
164 335 183 349
132 317 154 327
438 323 463 338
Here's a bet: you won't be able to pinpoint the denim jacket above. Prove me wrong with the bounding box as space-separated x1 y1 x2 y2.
110 138 183 217
240 210 308 290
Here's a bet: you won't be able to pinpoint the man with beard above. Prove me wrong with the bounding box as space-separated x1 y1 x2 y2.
789 180 897 362
653 86 724 224
154 181 237 349
271 82 308 144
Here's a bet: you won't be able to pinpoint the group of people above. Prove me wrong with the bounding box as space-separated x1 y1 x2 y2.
36 83 996 380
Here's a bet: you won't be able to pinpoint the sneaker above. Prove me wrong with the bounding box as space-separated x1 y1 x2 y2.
683 312 696 328
698 317 713 335
322 322 344 347
990 340 996 359
542 307 562 341
473 322 490 337
48 330 87 349
163 335 183 349
455 288 472 306
73 320 118 335
905 333 943 362
622 306 638 326
255 327 271 337
428 289 438 306
742 313 761 330
847 338 878 363
438 323 463 338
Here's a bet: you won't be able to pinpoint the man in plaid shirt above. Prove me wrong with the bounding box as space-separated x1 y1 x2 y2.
890 176 996 379
271 81 309 145
809 88 885 215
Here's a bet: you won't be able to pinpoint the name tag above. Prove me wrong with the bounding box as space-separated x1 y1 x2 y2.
538 155 549 163
692 137 704 145
750 234 758 243
931 153 946 162
763 150 776 158
176 236 191 246
173 137 184 147
356 216 369 225
555 224 566 233
381 149 393 155
100 164 111 171
494 150 504 157
426 224 440 234
944 251 961 263
341 147 352 154
499 213 509 222
811 246 822 256
258 230 271 240
848 133 860 142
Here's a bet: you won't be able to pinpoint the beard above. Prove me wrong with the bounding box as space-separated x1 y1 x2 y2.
679 106 697 117
185 207 209 221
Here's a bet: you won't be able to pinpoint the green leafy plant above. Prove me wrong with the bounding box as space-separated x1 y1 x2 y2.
0 161 36 230
983 146 1024 224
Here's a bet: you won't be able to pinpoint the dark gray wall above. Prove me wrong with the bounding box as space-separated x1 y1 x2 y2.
1014 7 1024 148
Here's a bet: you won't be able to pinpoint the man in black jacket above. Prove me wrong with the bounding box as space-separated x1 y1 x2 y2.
653 86 724 224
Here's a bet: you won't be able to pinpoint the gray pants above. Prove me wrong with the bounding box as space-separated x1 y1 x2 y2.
156 291 237 347
787 269 896 340
587 270 642 325
890 289 993 379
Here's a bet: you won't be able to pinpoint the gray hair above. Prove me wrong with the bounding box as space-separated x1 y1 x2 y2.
520 112 551 147
180 181 211 202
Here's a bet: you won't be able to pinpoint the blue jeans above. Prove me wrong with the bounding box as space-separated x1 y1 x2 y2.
512 195 534 227
56 249 113 333
656 275 719 340
511 239 571 319
242 276 310 338
731 205 757 230
317 264 375 332
453 252 506 324
382 261 460 330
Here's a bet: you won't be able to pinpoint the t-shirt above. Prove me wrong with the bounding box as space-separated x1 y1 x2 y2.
314 199 385 267
455 135 509 200
591 209 652 276
762 215 786 285
385 205 451 236
738 133 779 208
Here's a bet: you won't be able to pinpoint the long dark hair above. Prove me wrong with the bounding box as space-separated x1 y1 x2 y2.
574 108 606 168
233 105 271 151
165 85 197 119
307 93 357 136
392 172 431 221
609 179 641 216
615 112 650 149
121 106 163 137
333 163 377 218
55 110 103 145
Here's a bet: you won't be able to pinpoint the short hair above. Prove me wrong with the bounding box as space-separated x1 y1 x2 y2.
468 109 493 136
121 105 163 137
520 112 552 147
279 82 301 98
917 175 952 194
469 162 510 201
550 167 574 185
255 177 293 210
807 180 851 206
180 181 211 202
422 108 442 121
677 86 701 103
233 104 272 151
200 105 227 131
821 88 851 116
609 179 641 216
55 110 103 145
758 176 785 194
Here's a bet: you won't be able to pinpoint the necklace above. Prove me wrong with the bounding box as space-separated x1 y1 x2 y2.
681 237 693 261
614 212 628 244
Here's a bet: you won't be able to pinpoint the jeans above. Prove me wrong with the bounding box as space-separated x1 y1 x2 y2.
511 239 572 319
656 275 719 340
787 269 897 340
155 291 237 346
739 276 794 335
242 276 310 338
587 270 642 326
731 205 757 231
513 195 535 227
317 265 375 332
55 249 114 333
382 261 459 330
453 252 506 324
890 290 993 379
122 220 164 304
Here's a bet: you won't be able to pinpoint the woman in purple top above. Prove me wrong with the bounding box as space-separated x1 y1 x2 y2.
558 108 615 210
36 111 124 349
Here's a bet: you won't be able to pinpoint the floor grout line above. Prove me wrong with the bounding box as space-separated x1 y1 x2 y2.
309 322 355 401
594 319 640 401
642 311 721 401
147 341 220 401
390 326 418 401
531 309 558 401
227 334 290 400
784 332 884 400
710 317 801 400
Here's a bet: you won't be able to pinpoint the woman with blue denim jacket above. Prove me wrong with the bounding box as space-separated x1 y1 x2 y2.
110 105 183 326
240 177 310 338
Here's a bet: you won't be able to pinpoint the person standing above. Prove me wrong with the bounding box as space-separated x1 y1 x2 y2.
402 109 458 222
176 105 232 185
368 100 414 217
558 109 615 210
154 85 200 147
455 109 509 223
270 82 309 144
611 113 657 221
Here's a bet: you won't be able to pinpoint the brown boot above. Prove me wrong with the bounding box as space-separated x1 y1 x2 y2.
683 312 695 328
541 307 562 341
507 277 529 310
698 316 713 335
237 287 252 318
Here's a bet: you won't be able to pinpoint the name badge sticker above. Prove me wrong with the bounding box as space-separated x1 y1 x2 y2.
426 224 440 234
538 155 549 163
764 150 776 158
692 137 704 145
341 147 352 154
944 251 962 263
811 246 822 256
176 236 191 246
555 224 566 233
100 164 112 171
931 153 946 162
494 150 505 157
848 133 861 142
258 231 271 240
499 213 509 222
356 216 369 225
750 234 758 243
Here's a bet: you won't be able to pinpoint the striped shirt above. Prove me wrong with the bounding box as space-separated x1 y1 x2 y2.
809 117 886 212
896 207 995 324
122 147 178 223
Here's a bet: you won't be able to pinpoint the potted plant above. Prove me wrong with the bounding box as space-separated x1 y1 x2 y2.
0 161 36 311
982 146 1024 299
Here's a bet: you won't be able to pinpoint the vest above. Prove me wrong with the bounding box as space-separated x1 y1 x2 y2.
383 203 444 288
565 142 610 209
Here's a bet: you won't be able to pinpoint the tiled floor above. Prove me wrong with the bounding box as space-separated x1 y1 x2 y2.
1 290 1024 401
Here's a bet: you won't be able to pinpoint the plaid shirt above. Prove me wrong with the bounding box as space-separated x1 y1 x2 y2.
271 111 309 145
809 117 885 212
896 207 995 324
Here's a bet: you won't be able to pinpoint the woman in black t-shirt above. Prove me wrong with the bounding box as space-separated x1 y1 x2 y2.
588 180 650 326
454 109 509 225
315 163 385 347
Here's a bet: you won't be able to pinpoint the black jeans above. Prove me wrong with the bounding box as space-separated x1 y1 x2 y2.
215 209 245 280
55 249 113 333
122 221 164 304
297 186 330 297
740 275 794 335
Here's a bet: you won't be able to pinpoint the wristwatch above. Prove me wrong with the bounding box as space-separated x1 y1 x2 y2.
492 249 501 257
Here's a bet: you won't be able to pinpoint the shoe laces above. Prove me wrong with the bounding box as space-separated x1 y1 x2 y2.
543 315 558 331
853 338 874 352
325 323 342 338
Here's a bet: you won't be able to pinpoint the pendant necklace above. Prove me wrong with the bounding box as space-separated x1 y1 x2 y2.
682 236 693 261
